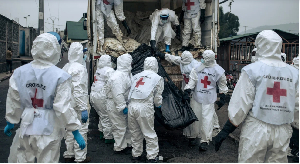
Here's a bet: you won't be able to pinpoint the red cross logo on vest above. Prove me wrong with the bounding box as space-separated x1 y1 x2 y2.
267 81 287 103
31 88 44 108
135 77 145 88
201 76 211 88
103 0 110 5
185 0 195 10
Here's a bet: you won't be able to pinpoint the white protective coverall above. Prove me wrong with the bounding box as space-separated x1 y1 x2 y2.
228 30 299 163
106 53 132 151
184 50 228 143
96 0 125 47
62 42 90 162
182 0 206 47
291 56 299 130
128 57 164 160
90 55 115 139
150 8 180 46
165 51 220 130
6 33 81 163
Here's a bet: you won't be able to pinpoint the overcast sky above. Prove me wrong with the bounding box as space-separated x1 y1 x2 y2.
0 0 299 33
220 0 299 33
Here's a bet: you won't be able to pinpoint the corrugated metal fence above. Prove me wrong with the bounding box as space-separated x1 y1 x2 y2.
0 15 21 73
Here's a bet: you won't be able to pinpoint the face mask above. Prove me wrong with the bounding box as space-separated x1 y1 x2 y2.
161 19 168 24
201 58 205 63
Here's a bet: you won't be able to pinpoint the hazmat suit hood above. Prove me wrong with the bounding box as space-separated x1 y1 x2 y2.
293 56 299 69
68 42 84 64
255 30 282 62
181 51 194 65
202 50 216 67
97 54 112 69
31 33 61 66
144 57 158 73
117 53 132 73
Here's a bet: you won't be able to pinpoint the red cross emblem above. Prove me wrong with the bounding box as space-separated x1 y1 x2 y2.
103 0 110 5
31 88 44 108
94 76 97 82
185 0 195 10
267 81 287 103
201 76 211 88
135 77 145 88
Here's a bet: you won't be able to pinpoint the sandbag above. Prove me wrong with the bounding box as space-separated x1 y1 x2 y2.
110 44 198 130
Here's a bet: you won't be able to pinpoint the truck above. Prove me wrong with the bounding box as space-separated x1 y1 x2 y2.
84 0 220 88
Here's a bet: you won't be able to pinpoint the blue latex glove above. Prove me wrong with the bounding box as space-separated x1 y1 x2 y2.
72 130 86 150
81 110 88 123
83 54 87 61
123 107 128 114
4 122 14 137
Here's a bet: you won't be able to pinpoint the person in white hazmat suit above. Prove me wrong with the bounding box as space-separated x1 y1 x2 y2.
150 8 181 53
127 57 164 163
62 42 91 163
106 53 132 153
81 48 89 70
90 54 115 143
182 50 228 151
215 30 299 163
155 50 221 144
179 0 206 51
95 0 131 50
4 33 86 163
289 55 299 161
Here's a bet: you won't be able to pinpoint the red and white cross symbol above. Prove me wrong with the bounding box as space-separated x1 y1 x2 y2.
31 88 44 108
185 0 195 10
267 81 287 103
103 0 110 5
201 76 211 88
135 77 145 88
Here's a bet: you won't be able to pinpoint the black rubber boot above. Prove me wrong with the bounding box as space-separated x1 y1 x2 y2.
64 157 75 163
121 20 131 36
131 156 141 163
199 142 208 151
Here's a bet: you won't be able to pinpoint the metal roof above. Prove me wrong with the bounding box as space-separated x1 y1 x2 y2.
220 29 299 43
66 17 88 40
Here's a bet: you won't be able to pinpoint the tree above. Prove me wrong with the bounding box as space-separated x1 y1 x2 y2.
219 6 240 39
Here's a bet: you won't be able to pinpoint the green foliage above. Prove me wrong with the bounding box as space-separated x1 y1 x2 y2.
219 6 240 39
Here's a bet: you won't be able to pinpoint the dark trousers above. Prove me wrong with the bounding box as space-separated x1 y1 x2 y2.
6 59 12 73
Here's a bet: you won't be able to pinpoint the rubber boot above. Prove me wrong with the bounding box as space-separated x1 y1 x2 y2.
147 156 158 163
65 157 75 163
199 142 208 151
131 156 142 163
165 44 171 53
78 156 91 163
121 20 131 36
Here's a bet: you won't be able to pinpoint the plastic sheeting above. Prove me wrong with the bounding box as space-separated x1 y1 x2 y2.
111 44 198 130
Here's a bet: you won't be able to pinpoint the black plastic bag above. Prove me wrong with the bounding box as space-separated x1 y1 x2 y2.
111 44 198 130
